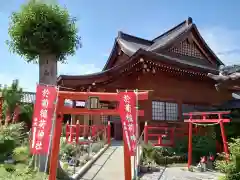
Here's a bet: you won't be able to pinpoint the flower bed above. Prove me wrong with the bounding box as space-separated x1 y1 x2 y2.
139 143 187 173
59 137 106 176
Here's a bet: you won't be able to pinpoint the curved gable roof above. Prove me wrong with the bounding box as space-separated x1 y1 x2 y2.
103 17 224 71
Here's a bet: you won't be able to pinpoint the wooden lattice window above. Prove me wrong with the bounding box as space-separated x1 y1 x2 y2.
100 115 109 125
152 101 165 120
168 40 205 59
166 102 178 120
152 101 178 121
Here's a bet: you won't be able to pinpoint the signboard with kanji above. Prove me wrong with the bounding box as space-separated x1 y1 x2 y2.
30 85 57 154
118 92 137 156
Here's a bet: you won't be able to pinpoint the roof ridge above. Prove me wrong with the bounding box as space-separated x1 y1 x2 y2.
152 17 193 42
148 24 193 51
118 31 153 44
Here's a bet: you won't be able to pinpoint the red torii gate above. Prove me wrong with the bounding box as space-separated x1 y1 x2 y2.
184 111 231 169
48 91 149 180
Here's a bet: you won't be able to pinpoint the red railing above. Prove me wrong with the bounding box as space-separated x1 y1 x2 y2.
65 121 111 145
144 122 198 147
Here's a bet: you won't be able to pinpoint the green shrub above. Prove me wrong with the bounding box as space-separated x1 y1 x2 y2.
0 123 27 159
154 154 187 165
141 143 157 161
141 143 187 166
173 135 216 162
155 146 174 156
0 163 49 180
12 146 30 163
215 160 236 173
60 142 76 157
215 138 240 180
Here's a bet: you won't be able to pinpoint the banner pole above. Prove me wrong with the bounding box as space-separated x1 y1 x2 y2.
44 86 59 173
122 89 132 180
135 89 139 178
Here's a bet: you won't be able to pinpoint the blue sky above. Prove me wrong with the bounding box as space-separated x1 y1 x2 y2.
0 0 239 92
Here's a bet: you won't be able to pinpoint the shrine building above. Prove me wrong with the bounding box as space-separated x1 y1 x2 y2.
57 17 233 140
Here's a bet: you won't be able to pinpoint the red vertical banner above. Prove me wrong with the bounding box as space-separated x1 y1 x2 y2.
118 92 137 156
30 85 57 155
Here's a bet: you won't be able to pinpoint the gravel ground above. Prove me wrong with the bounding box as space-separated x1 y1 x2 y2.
140 166 223 180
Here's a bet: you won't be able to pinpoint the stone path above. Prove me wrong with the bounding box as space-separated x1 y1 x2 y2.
79 141 126 180
140 166 223 180
79 141 223 180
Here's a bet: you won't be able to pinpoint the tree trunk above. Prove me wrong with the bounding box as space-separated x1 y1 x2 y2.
39 54 57 85
38 54 70 179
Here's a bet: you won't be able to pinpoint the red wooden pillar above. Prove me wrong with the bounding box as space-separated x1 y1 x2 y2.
107 121 111 145
144 122 148 144
187 115 193 169
91 125 96 138
219 114 229 160
76 120 80 144
170 128 175 146
123 136 132 180
49 98 64 180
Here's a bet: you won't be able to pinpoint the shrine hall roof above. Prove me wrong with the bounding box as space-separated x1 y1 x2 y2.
58 17 224 86
103 17 224 70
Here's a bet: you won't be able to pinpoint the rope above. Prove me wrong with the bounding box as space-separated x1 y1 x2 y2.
191 119 223 127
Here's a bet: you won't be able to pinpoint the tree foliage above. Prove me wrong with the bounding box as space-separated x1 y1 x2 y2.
1 80 23 122
7 0 81 63
215 138 240 180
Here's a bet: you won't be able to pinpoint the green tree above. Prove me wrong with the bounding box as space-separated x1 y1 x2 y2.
1 80 23 123
18 103 34 129
7 0 81 85
7 0 81 177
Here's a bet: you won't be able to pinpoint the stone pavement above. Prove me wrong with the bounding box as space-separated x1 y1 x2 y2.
140 166 223 180
79 141 126 180
79 141 223 180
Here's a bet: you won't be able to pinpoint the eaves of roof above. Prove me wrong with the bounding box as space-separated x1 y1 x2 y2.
58 48 219 84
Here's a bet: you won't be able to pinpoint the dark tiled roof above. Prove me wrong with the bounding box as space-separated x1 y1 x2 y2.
103 17 223 71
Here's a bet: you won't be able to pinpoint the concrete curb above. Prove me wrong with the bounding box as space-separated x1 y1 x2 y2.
71 144 109 179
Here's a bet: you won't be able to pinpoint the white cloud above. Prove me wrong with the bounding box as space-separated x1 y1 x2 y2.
58 62 101 75
200 27 240 65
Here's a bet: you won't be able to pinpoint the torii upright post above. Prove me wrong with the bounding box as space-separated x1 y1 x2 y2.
184 111 231 169
48 91 148 180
